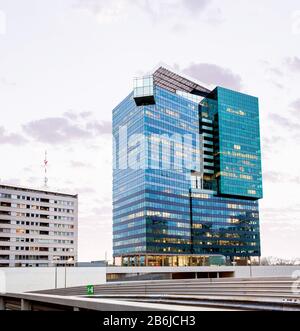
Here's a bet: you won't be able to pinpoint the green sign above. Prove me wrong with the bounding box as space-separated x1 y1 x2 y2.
86 285 94 295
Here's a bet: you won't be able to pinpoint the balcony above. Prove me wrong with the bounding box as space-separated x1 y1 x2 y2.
133 76 155 106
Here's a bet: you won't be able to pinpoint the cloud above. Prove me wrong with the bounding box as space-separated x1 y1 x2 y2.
263 171 300 184
0 178 21 186
290 99 300 111
60 185 96 195
261 205 300 226
202 7 224 26
135 0 213 24
285 57 300 72
182 63 243 90
86 121 112 135
79 111 93 118
73 0 129 23
0 126 27 145
289 99 300 121
64 110 93 120
22 112 111 144
140 0 211 17
23 117 92 144
74 0 213 24
23 167 33 173
0 77 16 87
269 113 300 131
263 171 281 183
75 186 96 194
70 160 94 168
63 111 78 121
27 176 39 185
270 81 284 89
261 135 282 158
261 63 285 90
267 67 284 76
181 0 211 13
92 206 112 215
171 24 187 34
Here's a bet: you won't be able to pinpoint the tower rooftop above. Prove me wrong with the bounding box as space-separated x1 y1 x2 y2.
153 66 211 97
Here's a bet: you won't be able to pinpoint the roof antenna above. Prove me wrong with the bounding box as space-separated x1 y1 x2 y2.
44 150 48 188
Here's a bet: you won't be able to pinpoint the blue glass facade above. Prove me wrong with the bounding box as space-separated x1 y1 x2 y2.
202 87 263 199
113 67 262 266
113 92 147 256
191 191 260 257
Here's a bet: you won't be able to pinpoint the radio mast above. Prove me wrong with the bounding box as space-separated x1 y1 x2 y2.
44 151 48 188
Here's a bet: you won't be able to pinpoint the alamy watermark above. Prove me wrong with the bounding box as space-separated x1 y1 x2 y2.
0 10 6 35
292 10 300 35
113 125 202 173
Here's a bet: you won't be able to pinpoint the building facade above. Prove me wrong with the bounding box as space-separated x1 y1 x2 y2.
0 184 78 267
113 67 262 267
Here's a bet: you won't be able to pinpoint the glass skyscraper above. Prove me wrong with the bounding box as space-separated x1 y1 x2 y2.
113 67 262 267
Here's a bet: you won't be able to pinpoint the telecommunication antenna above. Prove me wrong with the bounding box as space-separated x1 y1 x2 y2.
44 151 48 188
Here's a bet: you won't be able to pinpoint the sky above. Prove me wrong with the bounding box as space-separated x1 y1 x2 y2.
0 0 300 261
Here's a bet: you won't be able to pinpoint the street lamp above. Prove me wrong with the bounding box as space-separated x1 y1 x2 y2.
64 257 74 288
52 256 61 289
248 258 253 278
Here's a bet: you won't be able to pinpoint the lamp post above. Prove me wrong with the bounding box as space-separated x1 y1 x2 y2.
52 256 60 289
64 257 74 288
248 258 253 278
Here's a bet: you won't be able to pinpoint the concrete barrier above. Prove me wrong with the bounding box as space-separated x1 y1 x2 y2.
0 267 106 293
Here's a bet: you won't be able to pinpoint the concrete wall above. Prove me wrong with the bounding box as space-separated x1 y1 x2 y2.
1 265 300 294
106 266 300 278
0 267 106 293
234 266 300 278
106 266 235 274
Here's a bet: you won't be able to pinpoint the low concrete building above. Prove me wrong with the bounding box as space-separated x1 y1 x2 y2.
76 261 107 267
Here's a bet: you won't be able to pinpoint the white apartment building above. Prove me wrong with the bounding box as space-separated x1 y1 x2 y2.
0 184 78 268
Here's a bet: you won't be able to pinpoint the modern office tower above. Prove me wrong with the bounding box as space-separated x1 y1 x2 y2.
0 184 78 267
113 67 263 267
